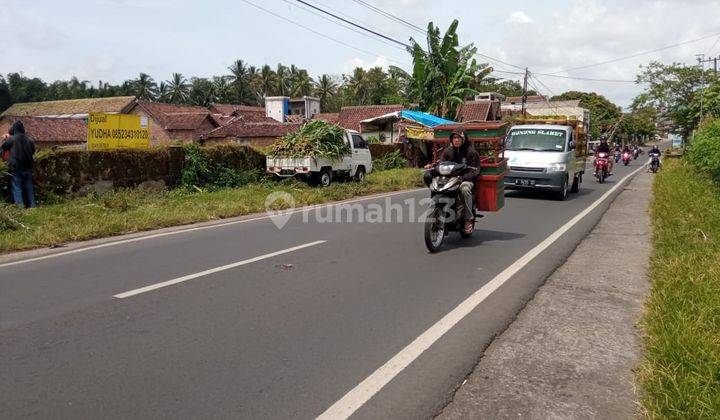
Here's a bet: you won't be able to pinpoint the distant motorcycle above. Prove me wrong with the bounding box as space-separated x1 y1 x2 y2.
649 152 661 173
622 151 632 166
633 148 640 160
613 150 621 163
594 152 610 183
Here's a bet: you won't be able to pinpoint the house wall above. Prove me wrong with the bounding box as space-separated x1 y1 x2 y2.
128 107 173 145
266 97 289 122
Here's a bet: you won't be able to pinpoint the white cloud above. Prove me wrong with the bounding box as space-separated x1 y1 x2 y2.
0 6 67 50
487 0 720 107
341 56 391 74
506 11 533 24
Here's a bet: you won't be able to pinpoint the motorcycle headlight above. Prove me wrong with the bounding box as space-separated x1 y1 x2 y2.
546 163 567 173
438 164 454 175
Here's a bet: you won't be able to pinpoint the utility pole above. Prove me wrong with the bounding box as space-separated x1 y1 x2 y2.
697 54 706 121
521 67 529 118
697 54 719 75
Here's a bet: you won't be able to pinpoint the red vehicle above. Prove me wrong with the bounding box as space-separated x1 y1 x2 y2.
622 151 632 166
594 152 610 183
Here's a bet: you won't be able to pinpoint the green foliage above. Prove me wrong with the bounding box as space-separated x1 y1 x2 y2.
0 204 25 231
373 149 407 171
181 143 264 190
270 120 350 159
686 117 720 180
551 90 621 140
640 159 720 418
633 61 713 138
391 20 484 120
366 136 381 144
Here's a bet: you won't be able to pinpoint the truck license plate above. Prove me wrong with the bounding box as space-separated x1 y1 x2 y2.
515 179 536 186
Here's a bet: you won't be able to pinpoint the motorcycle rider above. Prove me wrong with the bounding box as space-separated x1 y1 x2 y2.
424 127 480 233
646 145 662 172
596 137 614 175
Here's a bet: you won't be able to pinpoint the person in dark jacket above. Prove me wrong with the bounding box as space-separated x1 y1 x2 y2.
424 127 480 232
2 120 36 207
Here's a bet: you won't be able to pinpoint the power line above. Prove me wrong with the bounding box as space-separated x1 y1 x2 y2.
346 0 527 71
532 72 636 83
350 0 426 34
239 0 408 66
294 0 411 48
548 30 720 74
280 0 406 51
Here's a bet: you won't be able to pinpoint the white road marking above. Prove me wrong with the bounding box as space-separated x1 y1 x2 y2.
0 189 422 269
113 240 326 299
317 167 644 420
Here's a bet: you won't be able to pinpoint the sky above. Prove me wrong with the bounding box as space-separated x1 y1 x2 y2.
1 0 720 109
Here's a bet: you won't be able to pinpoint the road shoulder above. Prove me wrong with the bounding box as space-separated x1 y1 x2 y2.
438 172 652 419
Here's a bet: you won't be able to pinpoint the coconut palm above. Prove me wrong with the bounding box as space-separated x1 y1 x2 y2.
166 72 190 104
157 81 170 102
133 72 158 100
212 76 233 103
313 74 337 109
228 59 253 104
275 64 290 97
258 64 276 97
291 68 313 97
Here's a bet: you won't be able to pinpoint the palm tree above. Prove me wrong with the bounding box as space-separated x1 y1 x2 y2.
212 76 233 103
313 74 337 109
275 64 290 97
258 64 276 98
133 72 158 100
391 19 479 119
291 68 313 97
346 67 370 105
188 77 216 106
228 59 251 104
166 73 190 104
157 81 170 102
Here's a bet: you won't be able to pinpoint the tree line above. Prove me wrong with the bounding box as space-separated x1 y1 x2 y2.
0 18 660 142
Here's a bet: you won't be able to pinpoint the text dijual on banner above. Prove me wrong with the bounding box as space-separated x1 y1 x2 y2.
87 113 150 150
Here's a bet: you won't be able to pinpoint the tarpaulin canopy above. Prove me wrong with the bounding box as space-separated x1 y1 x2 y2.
399 110 455 127
359 110 455 128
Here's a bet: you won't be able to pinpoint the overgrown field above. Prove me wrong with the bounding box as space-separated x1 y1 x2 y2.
639 158 720 418
0 168 422 253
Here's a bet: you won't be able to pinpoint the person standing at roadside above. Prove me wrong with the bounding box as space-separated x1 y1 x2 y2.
2 120 36 207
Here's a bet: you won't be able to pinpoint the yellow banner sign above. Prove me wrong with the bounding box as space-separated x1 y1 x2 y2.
405 126 435 140
87 113 150 150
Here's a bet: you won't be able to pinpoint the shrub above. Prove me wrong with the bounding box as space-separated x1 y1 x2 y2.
686 118 720 180
373 149 408 171
181 143 265 190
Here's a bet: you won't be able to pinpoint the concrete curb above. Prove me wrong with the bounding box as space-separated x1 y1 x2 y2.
437 172 652 419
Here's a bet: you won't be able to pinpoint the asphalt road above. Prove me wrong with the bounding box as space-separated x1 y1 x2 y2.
0 157 645 419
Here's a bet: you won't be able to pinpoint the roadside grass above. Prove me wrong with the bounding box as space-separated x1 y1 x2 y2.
640 158 720 418
0 168 422 253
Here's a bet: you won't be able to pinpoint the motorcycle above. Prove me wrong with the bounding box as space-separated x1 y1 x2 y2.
423 161 478 253
622 151 632 166
633 148 640 160
613 150 621 163
594 152 610 183
650 152 661 173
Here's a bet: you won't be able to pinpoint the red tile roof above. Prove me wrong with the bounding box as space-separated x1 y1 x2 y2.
0 116 86 144
208 104 265 116
457 101 491 122
135 101 218 131
205 119 301 139
338 105 404 131
505 95 548 104
312 113 340 124
1 96 136 117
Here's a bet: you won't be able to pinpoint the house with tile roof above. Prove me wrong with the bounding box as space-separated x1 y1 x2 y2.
311 104 405 144
202 118 302 147
126 100 220 145
456 100 501 123
1 96 136 119
0 116 87 149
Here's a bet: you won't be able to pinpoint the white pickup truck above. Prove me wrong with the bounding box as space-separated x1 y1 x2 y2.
266 129 373 187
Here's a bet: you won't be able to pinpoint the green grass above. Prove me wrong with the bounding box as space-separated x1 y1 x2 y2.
640 159 720 418
0 168 423 253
